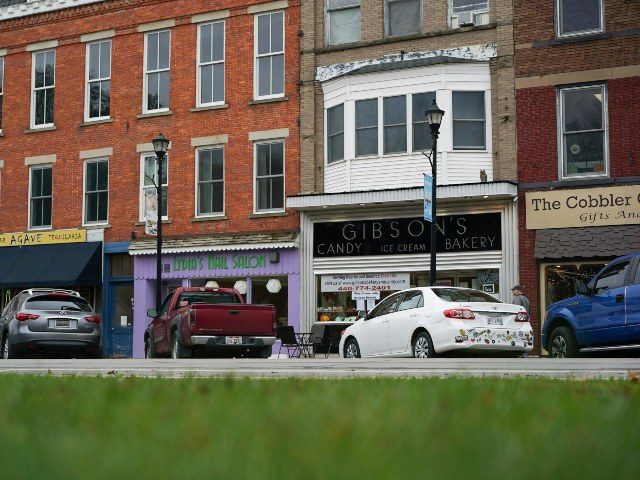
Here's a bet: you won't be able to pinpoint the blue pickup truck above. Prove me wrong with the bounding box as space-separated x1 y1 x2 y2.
542 252 640 357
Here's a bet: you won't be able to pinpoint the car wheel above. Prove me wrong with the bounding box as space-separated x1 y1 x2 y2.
549 326 578 358
170 331 191 359
412 331 435 359
145 338 155 359
1 334 19 360
343 338 361 358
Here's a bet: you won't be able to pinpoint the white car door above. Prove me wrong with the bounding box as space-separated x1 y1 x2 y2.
388 290 424 354
358 294 400 356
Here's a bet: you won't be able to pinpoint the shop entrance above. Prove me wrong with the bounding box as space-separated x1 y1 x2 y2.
109 282 134 357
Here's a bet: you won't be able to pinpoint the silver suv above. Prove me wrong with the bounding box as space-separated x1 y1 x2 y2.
0 289 102 359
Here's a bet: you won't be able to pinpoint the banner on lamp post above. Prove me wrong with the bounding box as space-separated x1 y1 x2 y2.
423 173 433 222
145 189 158 236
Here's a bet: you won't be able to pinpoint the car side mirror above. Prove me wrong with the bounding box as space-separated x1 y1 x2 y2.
147 308 158 318
576 282 590 296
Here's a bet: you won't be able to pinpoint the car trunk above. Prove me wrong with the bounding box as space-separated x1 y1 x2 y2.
456 302 525 329
189 304 275 336
26 310 94 334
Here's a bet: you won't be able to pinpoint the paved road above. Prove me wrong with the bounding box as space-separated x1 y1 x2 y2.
1 357 640 379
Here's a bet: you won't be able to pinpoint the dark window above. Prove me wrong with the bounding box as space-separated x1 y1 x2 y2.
256 142 284 211
453 91 485 150
594 261 630 293
635 263 640 286
412 92 435 151
397 290 424 311
26 295 92 312
0 57 4 131
30 166 52 228
256 11 284 97
386 0 421 37
177 291 240 306
558 0 603 37
432 288 502 303
327 104 344 163
145 30 170 111
87 40 111 119
384 95 407 154
327 0 361 45
197 147 224 216
355 99 378 157
199 21 225 105
33 50 55 126
369 294 400 318
84 159 108 224
110 254 133 277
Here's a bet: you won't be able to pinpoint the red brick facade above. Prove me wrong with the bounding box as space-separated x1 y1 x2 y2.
0 0 301 242
515 0 640 352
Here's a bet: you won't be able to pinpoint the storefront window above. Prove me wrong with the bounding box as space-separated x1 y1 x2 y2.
190 277 247 303
544 263 605 308
252 276 288 326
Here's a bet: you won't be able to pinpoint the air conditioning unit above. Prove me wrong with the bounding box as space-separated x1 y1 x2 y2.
457 11 475 27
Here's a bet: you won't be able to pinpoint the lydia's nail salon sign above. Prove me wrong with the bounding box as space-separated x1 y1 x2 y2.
313 214 501 258
525 185 640 229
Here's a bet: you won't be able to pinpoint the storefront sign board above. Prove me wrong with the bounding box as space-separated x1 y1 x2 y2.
526 185 640 229
352 291 381 300
321 273 410 292
0 228 86 247
171 253 267 272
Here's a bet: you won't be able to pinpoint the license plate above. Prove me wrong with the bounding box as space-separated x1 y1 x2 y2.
225 336 242 345
487 316 503 326
55 319 71 327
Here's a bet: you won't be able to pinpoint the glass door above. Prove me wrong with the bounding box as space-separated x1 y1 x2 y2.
110 282 134 358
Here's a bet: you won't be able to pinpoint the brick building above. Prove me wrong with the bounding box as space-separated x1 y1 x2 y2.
515 0 640 352
287 1 523 334
0 0 301 357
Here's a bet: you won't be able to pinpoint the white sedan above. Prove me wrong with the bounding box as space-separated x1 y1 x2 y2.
339 287 533 358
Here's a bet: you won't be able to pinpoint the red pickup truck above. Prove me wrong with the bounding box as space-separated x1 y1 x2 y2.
144 287 276 359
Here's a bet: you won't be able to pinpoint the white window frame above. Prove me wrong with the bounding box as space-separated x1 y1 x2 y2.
139 153 169 222
384 0 422 38
83 158 109 226
254 11 285 101
143 30 171 114
30 49 56 129
28 164 53 230
196 21 225 108
325 0 361 46
325 103 345 164
194 146 225 218
0 57 4 133
448 0 490 28
557 84 609 180
253 140 285 214
556 0 604 38
451 90 488 151
84 40 112 122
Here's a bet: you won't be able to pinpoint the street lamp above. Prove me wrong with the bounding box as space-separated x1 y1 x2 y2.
425 100 444 287
152 132 170 313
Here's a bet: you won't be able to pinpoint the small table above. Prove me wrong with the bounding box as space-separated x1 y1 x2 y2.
310 321 355 354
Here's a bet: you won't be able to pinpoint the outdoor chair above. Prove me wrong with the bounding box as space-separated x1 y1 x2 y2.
320 326 343 358
277 325 301 358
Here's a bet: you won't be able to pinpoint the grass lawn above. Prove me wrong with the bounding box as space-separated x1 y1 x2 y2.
0 375 639 479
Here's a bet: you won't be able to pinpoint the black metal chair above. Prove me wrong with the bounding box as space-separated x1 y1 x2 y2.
320 326 343 358
277 325 301 358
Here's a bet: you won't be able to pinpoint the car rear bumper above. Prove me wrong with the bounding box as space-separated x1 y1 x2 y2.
190 335 276 348
10 332 101 355
432 323 534 353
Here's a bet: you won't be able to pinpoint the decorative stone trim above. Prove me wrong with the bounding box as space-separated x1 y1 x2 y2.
191 135 228 147
79 147 113 159
248 128 289 142
26 39 58 52
191 9 229 24
0 160 4 169
0 0 106 22
0 48 6 57
136 142 172 153
24 154 56 166
247 0 288 14
80 29 115 43
137 19 175 33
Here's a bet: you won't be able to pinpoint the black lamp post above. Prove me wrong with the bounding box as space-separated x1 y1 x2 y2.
152 133 170 313
425 100 444 287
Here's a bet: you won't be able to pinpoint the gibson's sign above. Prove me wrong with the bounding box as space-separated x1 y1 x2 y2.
313 214 501 258
0 228 86 247
525 185 640 230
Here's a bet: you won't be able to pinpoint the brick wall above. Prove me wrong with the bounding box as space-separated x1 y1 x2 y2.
0 0 301 243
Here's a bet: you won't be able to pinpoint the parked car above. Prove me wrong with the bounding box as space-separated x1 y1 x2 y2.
339 287 532 358
0 289 102 359
145 287 277 359
543 253 640 358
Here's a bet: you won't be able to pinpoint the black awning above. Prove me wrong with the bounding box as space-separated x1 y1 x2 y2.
0 242 102 288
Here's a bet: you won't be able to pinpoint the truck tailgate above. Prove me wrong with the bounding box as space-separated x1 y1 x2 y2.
189 304 275 336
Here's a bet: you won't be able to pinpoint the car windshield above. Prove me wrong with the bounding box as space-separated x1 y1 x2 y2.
177 292 239 305
432 288 501 303
25 295 92 312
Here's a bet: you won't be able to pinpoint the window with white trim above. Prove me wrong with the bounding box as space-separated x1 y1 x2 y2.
29 165 52 229
559 84 607 178
255 141 284 212
327 103 344 163
412 92 435 152
557 0 603 37
452 91 486 150
355 99 378 157
326 0 360 45
450 0 489 28
255 11 284 99
86 40 111 120
385 0 421 37
198 21 225 106
383 96 407 154
84 159 109 224
31 50 55 127
141 153 168 221
197 147 224 216
144 30 170 112
0 57 4 131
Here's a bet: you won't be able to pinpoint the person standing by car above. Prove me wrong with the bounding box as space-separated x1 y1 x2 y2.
511 285 530 314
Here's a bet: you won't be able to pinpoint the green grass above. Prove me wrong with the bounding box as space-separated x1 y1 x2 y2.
0 375 639 479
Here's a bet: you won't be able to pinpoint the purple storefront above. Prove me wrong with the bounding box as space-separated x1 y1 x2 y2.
129 233 300 358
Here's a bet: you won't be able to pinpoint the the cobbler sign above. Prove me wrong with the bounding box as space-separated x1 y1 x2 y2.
313 214 501 257
525 185 640 229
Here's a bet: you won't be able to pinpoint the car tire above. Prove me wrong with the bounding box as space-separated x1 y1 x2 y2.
412 331 436 359
145 338 155 359
549 326 579 358
1 333 18 360
170 331 191 359
343 338 361 358
258 346 272 359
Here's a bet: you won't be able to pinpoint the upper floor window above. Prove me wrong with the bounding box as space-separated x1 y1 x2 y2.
452 91 486 150
197 147 224 216
198 21 225 106
0 57 4 131
412 92 435 152
255 11 284 99
144 30 170 113
385 0 421 37
326 0 360 45
327 103 344 163
141 153 168 221
558 84 608 178
29 165 52 229
31 50 55 128
84 159 109 225
355 99 378 157
255 141 284 213
383 96 407 154
557 0 604 37
86 40 111 121
450 0 489 28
